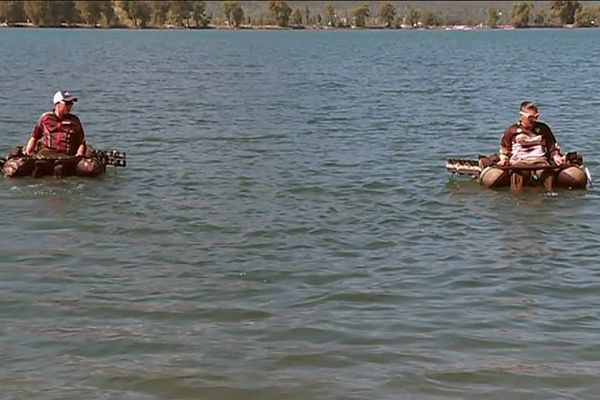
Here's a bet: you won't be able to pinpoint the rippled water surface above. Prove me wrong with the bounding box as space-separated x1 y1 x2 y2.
1 28 600 399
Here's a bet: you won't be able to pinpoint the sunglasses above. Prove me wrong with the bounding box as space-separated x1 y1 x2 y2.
520 111 539 120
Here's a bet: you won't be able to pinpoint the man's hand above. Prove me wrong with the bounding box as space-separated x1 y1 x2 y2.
76 144 86 157
553 154 565 166
23 137 37 157
497 159 509 167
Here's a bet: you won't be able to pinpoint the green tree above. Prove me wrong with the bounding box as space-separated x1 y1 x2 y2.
352 4 369 27
148 0 169 26
115 0 132 26
56 0 78 23
268 1 291 27
118 0 150 27
99 0 115 25
23 1 55 26
338 10 349 27
222 1 240 27
303 5 310 25
510 2 533 28
133 1 150 27
230 2 243 27
574 5 599 27
550 0 582 25
75 0 103 25
167 0 192 26
26 0 79 26
403 5 420 28
323 4 335 26
533 9 546 26
0 1 26 24
420 10 442 27
291 8 302 26
379 3 396 28
487 7 500 27
190 1 208 27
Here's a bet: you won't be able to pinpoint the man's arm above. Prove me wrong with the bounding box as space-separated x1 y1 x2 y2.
497 127 514 166
22 136 38 156
22 119 43 156
75 116 86 156
542 124 564 166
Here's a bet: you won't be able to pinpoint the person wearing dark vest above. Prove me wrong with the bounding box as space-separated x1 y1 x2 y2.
497 101 565 191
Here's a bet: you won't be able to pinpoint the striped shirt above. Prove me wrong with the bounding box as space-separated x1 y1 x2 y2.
31 111 86 155
499 121 560 162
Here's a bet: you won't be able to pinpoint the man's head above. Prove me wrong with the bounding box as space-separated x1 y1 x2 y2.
519 101 539 129
53 90 78 116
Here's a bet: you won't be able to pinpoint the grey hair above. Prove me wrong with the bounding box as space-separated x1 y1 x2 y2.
520 101 538 112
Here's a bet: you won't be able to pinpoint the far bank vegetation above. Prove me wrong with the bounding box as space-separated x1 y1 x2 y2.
0 1 598 29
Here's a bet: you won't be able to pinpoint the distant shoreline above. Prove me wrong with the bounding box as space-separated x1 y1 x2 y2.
0 22 594 31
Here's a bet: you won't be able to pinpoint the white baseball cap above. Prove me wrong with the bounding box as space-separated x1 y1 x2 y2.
53 90 78 104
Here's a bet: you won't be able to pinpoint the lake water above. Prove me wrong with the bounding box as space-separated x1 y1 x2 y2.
1 28 599 399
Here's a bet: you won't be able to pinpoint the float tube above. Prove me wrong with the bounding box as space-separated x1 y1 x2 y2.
1 145 126 178
446 152 591 190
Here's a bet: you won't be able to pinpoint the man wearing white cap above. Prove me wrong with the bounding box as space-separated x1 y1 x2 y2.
23 90 87 157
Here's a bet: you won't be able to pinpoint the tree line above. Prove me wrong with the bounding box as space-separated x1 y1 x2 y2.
0 1 598 29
